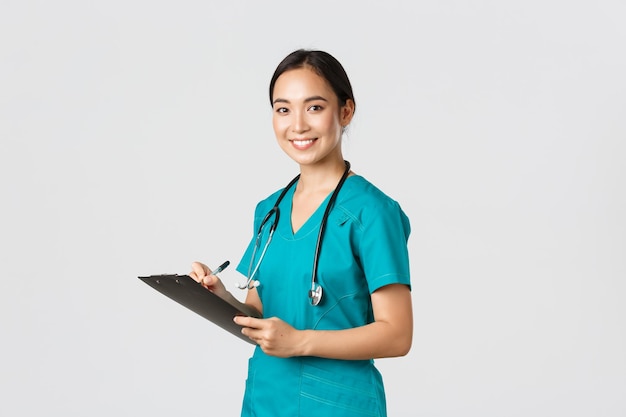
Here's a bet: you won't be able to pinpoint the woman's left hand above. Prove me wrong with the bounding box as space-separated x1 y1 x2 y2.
233 316 303 358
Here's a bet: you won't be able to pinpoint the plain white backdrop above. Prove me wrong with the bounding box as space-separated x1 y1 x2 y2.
1 1 624 416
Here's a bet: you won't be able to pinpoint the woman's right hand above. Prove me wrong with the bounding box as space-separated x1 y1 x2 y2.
189 261 229 299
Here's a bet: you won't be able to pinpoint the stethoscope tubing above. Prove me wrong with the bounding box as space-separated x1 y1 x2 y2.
310 162 351 293
241 161 351 305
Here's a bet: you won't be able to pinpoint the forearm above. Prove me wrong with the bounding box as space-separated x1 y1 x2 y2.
298 284 412 360
299 320 412 360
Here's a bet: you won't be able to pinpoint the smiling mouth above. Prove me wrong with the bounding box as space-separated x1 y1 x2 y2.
291 138 317 147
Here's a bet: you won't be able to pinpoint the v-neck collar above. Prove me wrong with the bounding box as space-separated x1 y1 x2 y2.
281 181 331 239
279 175 360 239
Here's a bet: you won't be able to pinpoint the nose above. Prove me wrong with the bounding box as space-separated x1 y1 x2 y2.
292 110 309 134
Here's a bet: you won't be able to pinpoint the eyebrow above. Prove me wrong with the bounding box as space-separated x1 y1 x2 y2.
272 96 329 105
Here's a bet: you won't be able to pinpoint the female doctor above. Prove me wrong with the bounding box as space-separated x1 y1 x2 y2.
190 49 413 417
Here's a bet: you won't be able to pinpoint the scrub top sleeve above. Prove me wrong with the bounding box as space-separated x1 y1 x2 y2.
360 199 412 293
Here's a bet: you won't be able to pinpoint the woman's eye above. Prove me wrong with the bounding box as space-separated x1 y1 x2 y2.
275 107 289 114
308 105 323 111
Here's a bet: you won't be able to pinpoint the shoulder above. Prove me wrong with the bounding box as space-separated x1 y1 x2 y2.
337 175 411 233
339 175 407 213
254 187 285 214
252 174 302 221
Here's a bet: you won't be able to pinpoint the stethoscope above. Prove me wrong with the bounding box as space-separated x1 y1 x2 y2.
237 160 351 306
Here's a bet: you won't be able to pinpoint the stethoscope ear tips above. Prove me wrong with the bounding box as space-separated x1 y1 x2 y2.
237 280 261 289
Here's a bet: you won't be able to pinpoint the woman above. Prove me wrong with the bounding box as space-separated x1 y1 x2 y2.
190 49 413 417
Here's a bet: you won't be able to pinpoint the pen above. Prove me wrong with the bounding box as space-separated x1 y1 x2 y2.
210 260 230 276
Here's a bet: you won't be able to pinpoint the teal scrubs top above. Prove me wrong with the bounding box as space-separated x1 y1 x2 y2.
236 175 411 417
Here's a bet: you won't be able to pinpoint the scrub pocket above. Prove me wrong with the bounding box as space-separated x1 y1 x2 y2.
299 362 384 417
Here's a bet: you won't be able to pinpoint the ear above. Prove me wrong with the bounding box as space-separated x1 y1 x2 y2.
339 99 355 127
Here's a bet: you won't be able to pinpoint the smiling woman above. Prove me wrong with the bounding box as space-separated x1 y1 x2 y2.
189 49 413 417
271 67 354 172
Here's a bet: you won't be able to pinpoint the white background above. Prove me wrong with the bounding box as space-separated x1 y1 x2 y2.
1 1 625 416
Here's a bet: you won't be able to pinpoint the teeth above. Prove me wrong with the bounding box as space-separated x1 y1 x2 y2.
293 139 315 145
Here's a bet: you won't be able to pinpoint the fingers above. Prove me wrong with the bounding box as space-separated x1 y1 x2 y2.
191 261 209 276
234 316 264 330
190 261 211 285
233 317 295 356
235 316 260 343
233 315 250 327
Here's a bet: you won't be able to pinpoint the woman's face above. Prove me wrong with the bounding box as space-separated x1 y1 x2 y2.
271 67 353 167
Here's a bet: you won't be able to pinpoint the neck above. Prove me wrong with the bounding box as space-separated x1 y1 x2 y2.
296 160 350 194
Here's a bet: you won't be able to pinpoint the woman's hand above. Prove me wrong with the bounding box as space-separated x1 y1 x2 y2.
234 316 304 358
189 261 229 299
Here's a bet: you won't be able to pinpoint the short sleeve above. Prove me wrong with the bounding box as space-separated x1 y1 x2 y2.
359 199 411 293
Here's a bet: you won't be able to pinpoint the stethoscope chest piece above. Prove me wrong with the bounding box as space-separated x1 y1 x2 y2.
309 284 323 306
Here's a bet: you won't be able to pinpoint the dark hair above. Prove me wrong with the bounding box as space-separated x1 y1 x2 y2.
269 49 356 114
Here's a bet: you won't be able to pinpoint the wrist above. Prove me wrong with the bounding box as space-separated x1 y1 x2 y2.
298 329 314 357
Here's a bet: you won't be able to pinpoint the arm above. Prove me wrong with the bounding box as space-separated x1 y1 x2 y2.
234 283 413 360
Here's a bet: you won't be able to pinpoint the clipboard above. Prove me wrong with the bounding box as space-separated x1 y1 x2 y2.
138 274 261 345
